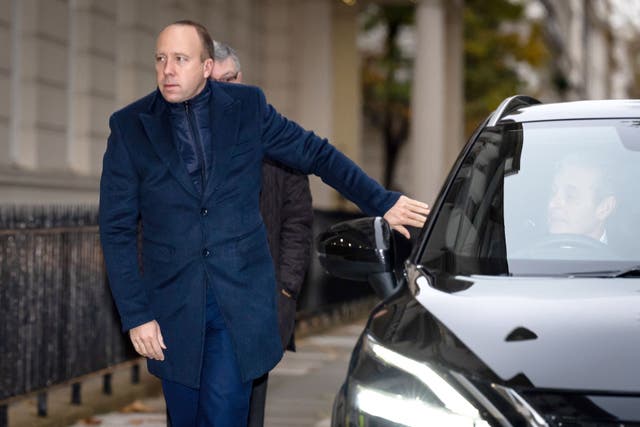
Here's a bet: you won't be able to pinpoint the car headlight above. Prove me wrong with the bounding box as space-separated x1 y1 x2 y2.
351 333 491 427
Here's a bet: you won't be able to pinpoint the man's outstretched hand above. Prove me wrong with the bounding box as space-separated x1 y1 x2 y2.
383 195 430 239
129 320 167 361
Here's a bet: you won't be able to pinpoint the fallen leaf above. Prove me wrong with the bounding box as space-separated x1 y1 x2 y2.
120 400 154 413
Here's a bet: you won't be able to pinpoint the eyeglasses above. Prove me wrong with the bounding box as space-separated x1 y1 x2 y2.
214 72 239 83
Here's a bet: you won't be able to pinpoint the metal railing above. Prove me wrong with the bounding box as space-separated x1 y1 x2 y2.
0 206 137 425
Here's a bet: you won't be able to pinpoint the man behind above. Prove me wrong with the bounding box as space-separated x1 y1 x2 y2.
99 20 428 427
211 40 312 427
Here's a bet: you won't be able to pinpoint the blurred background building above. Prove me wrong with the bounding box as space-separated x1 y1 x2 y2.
0 0 638 206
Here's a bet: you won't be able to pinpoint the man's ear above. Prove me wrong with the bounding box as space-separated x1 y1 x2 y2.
596 195 616 220
236 71 243 84
203 58 214 79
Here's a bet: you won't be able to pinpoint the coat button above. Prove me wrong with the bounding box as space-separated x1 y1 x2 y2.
201 208 208 216
202 248 211 257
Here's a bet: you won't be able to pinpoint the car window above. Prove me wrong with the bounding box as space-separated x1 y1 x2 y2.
420 119 640 278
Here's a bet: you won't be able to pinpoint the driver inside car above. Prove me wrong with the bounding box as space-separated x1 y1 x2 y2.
547 153 617 243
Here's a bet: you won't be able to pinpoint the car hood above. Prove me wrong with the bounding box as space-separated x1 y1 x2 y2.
413 275 640 393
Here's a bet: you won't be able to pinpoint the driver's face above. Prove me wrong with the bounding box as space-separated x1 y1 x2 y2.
547 164 605 240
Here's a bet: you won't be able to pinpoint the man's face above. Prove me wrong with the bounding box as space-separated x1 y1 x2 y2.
547 164 612 239
211 57 242 83
155 25 213 103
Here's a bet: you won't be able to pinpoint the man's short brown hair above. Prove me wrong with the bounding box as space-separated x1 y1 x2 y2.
171 19 214 61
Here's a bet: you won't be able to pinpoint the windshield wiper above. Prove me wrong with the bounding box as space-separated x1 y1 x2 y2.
564 266 640 278
611 266 640 278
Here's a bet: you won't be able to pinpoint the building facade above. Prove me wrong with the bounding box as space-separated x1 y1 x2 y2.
6 0 634 208
0 0 467 207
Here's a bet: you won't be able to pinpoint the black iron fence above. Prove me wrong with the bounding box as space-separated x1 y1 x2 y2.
0 205 371 425
0 206 137 422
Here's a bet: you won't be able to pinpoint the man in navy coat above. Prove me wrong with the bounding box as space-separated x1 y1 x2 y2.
99 20 429 427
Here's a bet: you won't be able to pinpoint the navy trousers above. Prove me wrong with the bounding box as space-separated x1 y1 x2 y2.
162 286 252 427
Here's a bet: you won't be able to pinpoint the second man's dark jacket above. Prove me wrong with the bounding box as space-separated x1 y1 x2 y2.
260 159 313 351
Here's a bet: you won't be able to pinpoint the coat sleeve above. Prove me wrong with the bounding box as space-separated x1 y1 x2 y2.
99 114 154 332
257 89 401 217
278 170 313 298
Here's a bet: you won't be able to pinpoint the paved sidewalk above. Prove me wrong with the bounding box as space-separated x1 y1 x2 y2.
62 320 365 427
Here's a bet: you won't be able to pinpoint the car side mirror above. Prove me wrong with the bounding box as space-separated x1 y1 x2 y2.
315 217 398 300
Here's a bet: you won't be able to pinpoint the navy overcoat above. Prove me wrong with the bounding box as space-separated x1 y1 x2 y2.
99 81 400 388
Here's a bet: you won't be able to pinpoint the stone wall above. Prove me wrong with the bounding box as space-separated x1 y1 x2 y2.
0 0 361 208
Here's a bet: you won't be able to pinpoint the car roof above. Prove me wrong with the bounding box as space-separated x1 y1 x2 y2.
496 99 640 124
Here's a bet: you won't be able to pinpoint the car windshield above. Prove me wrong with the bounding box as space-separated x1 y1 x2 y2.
421 118 640 278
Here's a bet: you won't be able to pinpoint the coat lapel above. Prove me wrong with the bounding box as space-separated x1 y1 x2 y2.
204 83 241 201
139 95 200 199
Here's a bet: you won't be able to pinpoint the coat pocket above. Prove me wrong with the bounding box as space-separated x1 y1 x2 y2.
142 240 175 262
234 224 271 273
